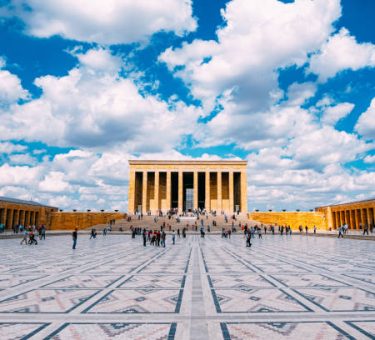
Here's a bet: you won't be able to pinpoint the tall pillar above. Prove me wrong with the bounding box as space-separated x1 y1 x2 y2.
368 208 374 227
154 171 159 213
240 170 248 213
217 171 222 212
349 210 353 229
14 210 19 227
193 171 198 210
178 171 183 213
339 210 343 227
205 172 210 212
0 208 6 225
142 171 148 214
229 171 234 213
326 207 333 230
128 170 135 214
166 171 171 211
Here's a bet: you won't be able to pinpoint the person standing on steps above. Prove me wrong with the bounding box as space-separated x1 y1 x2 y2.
72 228 78 249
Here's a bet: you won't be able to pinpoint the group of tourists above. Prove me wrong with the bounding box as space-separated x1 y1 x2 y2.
20 225 46 245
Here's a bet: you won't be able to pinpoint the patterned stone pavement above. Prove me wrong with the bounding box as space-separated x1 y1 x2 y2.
0 234 374 339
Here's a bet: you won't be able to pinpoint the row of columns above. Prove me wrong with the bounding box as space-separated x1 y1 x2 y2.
0 208 39 229
132 170 246 214
332 207 374 229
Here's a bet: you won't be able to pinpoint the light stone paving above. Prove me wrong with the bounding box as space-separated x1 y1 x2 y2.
0 234 374 339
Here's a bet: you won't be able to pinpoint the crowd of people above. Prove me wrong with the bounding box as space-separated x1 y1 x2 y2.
19 225 46 245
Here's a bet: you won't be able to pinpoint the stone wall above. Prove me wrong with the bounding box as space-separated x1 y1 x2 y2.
49 212 126 230
0 199 58 229
248 211 327 230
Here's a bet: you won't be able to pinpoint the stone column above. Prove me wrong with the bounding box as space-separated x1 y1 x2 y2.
229 171 234 213
338 210 344 227
368 208 374 227
193 171 198 210
142 171 148 214
0 208 6 225
217 171 222 212
128 170 135 214
178 171 183 213
326 206 333 230
240 170 248 213
205 172 210 212
154 171 159 213
13 210 19 227
166 171 171 211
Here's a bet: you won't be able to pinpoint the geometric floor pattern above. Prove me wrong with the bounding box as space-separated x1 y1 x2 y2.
0 234 374 339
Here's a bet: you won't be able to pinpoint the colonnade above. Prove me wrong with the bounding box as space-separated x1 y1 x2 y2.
331 206 375 229
0 207 40 229
129 169 247 214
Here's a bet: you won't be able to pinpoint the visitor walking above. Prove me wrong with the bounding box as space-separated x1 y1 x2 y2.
161 231 166 247
172 230 176 245
142 228 147 247
90 228 97 239
363 224 369 235
40 225 46 240
20 229 28 245
246 232 252 248
72 228 78 249
338 226 344 238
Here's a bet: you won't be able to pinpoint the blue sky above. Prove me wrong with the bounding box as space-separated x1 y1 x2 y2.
0 0 374 211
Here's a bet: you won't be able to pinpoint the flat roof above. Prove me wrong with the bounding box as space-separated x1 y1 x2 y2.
129 160 247 165
316 198 375 209
0 196 57 209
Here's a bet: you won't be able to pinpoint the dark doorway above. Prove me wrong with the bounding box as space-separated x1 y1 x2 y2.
183 172 194 211
234 172 241 212
198 172 206 209
135 172 143 212
171 172 178 208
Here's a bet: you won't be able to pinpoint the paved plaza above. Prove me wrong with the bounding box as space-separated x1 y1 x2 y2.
0 234 374 339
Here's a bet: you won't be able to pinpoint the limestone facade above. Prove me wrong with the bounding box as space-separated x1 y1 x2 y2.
0 197 58 229
49 212 126 230
128 160 248 214
248 211 326 230
316 198 375 230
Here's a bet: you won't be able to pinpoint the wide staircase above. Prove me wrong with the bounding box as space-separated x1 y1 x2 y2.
88 212 253 233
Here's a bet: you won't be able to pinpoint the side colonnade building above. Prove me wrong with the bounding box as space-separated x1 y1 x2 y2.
0 197 58 230
316 198 375 230
127 160 248 214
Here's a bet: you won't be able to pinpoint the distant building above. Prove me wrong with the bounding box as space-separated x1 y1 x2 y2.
0 197 58 229
316 198 375 230
128 160 248 214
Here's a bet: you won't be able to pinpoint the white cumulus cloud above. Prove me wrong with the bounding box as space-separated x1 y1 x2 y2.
355 98 375 141
309 28 375 81
9 0 196 44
